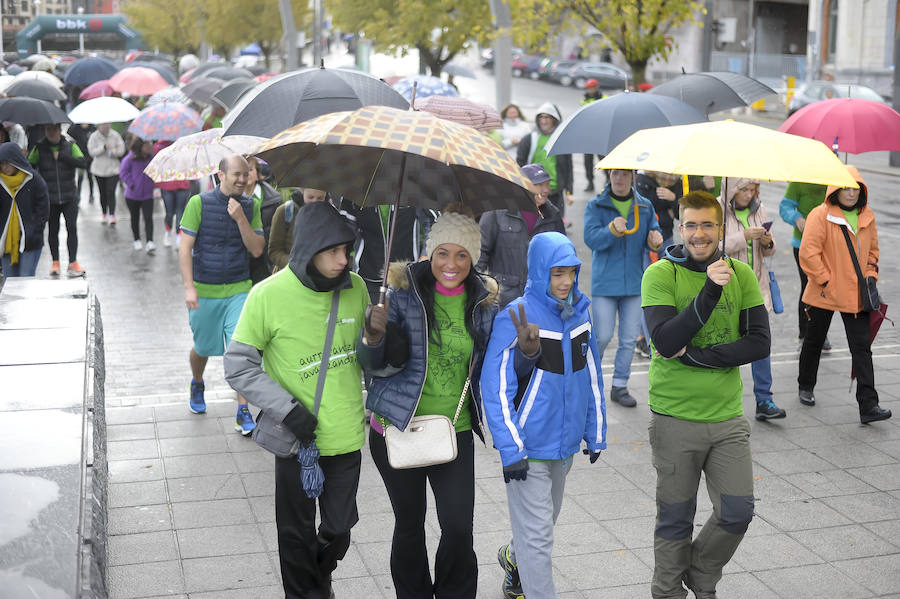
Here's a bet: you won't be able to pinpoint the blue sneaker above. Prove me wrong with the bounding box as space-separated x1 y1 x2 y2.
189 380 206 414
235 405 256 436
755 399 786 420
497 544 523 599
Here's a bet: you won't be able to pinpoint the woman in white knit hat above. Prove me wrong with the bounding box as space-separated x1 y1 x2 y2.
359 203 499 598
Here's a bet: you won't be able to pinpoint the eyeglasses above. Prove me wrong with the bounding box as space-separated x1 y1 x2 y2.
681 222 720 233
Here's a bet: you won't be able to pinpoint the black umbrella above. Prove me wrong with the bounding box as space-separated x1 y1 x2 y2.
545 92 707 156
0 97 71 125
204 66 254 81
245 64 267 76
648 71 776 115
182 77 225 105
210 78 257 110
64 56 119 87
223 66 409 137
4 79 67 103
6 65 25 76
184 62 228 81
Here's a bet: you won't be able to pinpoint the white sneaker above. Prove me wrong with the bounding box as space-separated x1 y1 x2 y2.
133 240 143 250
146 240 156 254
163 230 172 247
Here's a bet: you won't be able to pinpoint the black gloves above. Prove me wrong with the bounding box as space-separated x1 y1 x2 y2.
282 402 318 447
503 459 529 483
583 448 602 464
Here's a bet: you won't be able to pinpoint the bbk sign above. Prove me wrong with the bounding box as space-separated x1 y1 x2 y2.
56 19 88 30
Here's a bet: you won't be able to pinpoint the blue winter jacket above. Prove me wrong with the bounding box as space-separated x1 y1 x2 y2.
357 260 499 439
480 232 607 467
583 183 661 297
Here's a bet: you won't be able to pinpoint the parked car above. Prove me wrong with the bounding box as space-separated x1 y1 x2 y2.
564 62 630 89
480 47 524 70
788 81 887 116
512 54 543 78
547 60 583 85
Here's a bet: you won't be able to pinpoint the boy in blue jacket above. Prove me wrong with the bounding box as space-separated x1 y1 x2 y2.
481 232 607 599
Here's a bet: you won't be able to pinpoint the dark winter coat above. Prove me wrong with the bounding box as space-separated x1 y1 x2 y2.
31 136 87 205
0 142 49 254
249 181 284 284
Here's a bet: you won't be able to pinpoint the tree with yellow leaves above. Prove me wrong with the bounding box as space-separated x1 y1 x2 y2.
122 0 206 57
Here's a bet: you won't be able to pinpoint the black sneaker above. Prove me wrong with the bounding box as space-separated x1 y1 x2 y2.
798 389 815 406
497 544 523 599
861 406 892 424
584 182 594 192
634 336 651 359
755 399 787 420
611 386 637 408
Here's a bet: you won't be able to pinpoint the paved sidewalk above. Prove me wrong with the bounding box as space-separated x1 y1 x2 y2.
40 168 900 598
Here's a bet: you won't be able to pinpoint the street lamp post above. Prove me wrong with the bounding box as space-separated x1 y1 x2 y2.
34 0 41 54
77 6 85 54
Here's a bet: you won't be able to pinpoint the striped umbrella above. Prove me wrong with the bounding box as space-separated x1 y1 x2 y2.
413 96 501 132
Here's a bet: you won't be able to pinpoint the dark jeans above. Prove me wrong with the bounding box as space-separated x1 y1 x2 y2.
583 153 599 183
96 175 119 216
126 198 154 241
798 305 878 414
793 247 809 339
275 450 361 599
161 188 190 231
370 427 477 599
48 201 78 263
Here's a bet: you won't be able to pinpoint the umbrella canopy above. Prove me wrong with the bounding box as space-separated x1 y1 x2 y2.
64 56 119 87
413 95 501 132
182 77 225 105
245 64 267 76
79 79 115 100
204 66 254 81
110 67 169 96
0 97 71 126
129 61 178 85
545 92 708 156
144 128 265 182
391 75 459 101
4 79 67 102
13 70 63 89
179 62 227 83
68 96 140 125
297 443 324 499
210 78 257 110
778 98 900 154
597 120 858 188
31 58 56 73
20 54 49 66
6 65 25 76
255 105 534 215
0 75 15 93
649 72 776 114
223 66 409 137
442 63 477 79
127 103 203 141
147 86 189 106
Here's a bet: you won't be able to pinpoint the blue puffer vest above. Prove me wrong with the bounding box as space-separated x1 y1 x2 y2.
358 260 498 439
192 188 255 285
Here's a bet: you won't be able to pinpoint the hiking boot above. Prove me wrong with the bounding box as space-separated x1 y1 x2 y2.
235 405 257 436
798 389 815 406
822 336 832 352
497 544 523 599
611 386 637 407
634 336 651 359
755 399 786 420
860 406 892 424
66 262 85 277
49 261 61 276
189 380 206 414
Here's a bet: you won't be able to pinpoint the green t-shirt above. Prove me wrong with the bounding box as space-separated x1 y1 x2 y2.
841 208 859 233
531 134 558 191
180 192 264 298
231 269 370 456
641 259 764 422
416 291 473 432
611 196 632 219
734 207 753 268
784 182 827 242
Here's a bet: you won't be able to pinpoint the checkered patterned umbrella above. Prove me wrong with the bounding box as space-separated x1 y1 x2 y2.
255 105 533 216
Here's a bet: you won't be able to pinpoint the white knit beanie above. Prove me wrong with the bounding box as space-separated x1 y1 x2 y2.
425 209 482 262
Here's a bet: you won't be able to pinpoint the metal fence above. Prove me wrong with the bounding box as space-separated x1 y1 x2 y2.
711 51 806 80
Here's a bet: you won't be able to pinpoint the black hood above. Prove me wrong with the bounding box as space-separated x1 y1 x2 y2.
662 243 726 273
288 201 357 291
0 142 35 175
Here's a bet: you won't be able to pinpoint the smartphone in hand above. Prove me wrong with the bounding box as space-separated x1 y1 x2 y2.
762 221 773 231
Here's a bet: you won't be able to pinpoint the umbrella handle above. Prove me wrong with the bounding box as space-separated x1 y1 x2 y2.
623 204 640 235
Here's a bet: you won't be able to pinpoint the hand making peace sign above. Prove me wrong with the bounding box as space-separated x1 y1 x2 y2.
508 304 540 357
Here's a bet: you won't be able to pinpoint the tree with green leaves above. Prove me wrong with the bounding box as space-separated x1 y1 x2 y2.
203 0 310 67
516 0 704 84
329 0 491 76
122 0 206 57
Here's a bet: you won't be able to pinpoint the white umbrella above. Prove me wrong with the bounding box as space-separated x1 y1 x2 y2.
143 128 266 182
0 75 15 94
13 70 63 89
68 97 141 125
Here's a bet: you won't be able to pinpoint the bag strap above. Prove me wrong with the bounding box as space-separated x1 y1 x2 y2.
839 224 867 303
312 290 341 416
451 357 477 426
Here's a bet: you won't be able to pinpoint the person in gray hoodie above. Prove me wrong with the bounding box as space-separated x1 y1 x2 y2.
516 102 573 219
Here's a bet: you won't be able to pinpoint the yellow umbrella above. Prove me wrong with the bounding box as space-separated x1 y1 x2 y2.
597 119 858 188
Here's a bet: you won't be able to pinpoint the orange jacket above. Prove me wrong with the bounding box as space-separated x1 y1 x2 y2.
799 166 878 313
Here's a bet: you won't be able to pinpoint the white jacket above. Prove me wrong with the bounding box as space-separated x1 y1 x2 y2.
87 129 126 177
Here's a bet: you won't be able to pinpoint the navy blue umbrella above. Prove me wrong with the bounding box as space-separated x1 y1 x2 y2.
298 442 324 498
64 57 119 87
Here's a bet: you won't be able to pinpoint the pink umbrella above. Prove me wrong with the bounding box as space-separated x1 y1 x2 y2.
779 98 900 154
79 79 115 100
109 67 169 97
413 95 502 132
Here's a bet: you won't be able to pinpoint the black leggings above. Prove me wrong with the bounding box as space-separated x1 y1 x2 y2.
96 175 119 216
126 197 154 242
77 168 95 201
370 427 477 599
793 247 809 338
48 201 78 263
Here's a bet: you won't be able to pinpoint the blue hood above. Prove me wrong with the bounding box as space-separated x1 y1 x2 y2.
525 232 584 307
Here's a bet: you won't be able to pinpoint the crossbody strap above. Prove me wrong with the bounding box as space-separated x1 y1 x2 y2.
839 224 867 300
313 290 341 416
451 357 477 426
